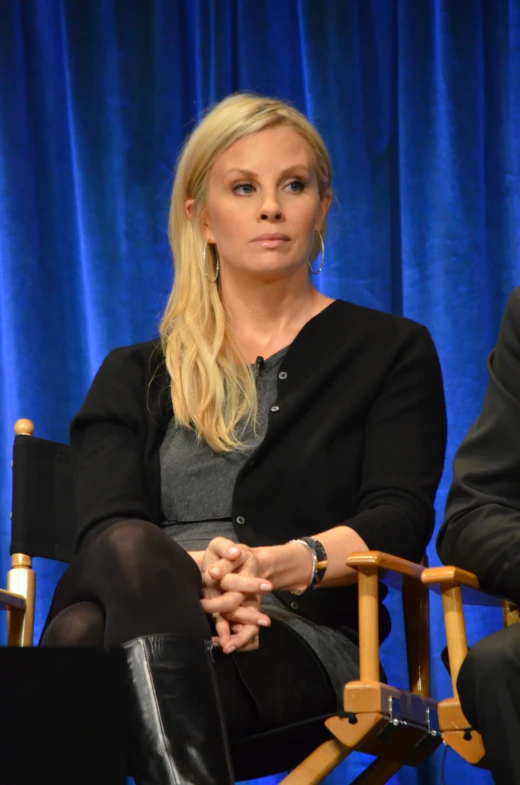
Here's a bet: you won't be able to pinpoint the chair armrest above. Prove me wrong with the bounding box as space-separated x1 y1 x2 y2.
347 551 423 589
422 566 507 606
0 588 26 611
421 565 479 589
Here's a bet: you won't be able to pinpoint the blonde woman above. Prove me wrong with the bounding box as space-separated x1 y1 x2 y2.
41 93 447 785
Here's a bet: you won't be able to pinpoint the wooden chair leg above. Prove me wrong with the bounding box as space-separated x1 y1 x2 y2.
402 574 430 697
350 757 402 785
6 554 35 646
358 566 380 681
278 738 352 785
440 584 468 696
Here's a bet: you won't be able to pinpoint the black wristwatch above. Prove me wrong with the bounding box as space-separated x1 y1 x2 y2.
289 537 328 595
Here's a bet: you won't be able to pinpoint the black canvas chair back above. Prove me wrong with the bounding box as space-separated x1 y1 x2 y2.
11 434 78 562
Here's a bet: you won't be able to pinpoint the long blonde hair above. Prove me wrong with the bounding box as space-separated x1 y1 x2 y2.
160 93 332 451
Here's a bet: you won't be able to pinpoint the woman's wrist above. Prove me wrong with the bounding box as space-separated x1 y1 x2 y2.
254 541 314 592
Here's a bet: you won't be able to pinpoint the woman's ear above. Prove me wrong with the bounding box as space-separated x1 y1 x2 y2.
316 191 332 232
184 198 195 219
200 211 216 244
185 199 215 243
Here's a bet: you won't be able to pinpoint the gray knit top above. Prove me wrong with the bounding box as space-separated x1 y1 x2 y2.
159 347 358 703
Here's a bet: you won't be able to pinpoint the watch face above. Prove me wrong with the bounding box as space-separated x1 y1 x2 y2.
311 538 327 584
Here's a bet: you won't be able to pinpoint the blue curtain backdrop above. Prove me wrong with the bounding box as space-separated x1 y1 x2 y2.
1 0 517 782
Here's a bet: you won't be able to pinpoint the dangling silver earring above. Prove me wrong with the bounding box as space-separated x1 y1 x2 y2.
308 231 325 275
203 242 220 283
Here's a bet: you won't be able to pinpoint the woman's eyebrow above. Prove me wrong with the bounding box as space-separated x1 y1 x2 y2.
225 168 257 178
225 165 311 178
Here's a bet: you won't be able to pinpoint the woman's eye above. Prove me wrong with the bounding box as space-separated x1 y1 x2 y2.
232 180 306 195
233 183 255 195
286 180 305 193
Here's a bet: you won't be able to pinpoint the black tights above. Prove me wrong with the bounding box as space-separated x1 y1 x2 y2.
42 520 211 647
40 520 338 739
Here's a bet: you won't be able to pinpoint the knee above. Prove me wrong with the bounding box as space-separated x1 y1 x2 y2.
457 630 520 727
460 632 519 686
93 519 201 589
42 602 104 647
98 520 161 568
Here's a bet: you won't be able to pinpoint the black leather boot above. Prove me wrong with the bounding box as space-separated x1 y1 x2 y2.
123 633 234 785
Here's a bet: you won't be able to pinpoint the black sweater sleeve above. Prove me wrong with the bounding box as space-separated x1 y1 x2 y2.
437 288 520 602
70 344 158 550
345 324 447 562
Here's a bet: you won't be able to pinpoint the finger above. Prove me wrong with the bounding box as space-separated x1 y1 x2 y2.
201 591 245 615
202 567 228 589
239 625 261 652
206 557 244 582
224 626 259 654
219 573 272 594
223 605 271 628
223 625 259 654
201 585 227 602
208 537 243 562
206 551 252 580
214 613 231 646
238 637 260 653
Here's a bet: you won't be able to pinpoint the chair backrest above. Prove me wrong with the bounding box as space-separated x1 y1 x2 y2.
11 434 78 562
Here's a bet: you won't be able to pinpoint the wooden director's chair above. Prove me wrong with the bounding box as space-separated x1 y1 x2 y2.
3 418 443 784
422 564 520 769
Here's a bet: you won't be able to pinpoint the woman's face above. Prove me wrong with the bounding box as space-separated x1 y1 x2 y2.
192 126 330 280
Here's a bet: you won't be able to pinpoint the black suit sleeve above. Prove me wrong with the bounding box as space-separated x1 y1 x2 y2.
70 345 157 551
346 324 447 562
437 287 520 602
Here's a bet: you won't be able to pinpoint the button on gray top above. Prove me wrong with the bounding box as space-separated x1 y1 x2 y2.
270 405 280 412
278 371 288 380
236 515 246 524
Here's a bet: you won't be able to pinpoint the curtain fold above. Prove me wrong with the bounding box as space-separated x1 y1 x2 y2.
1 1 518 782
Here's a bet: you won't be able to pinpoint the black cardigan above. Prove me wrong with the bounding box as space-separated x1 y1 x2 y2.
438 288 520 602
71 299 447 633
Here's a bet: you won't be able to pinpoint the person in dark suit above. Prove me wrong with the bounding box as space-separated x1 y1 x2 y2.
438 287 520 785
41 92 447 785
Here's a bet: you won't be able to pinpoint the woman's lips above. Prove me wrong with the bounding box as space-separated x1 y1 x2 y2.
253 238 289 248
251 233 290 249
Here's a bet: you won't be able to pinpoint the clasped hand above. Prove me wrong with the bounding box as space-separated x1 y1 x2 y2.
199 537 272 655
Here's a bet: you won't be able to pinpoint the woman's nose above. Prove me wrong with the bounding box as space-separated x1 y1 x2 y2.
260 201 283 221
